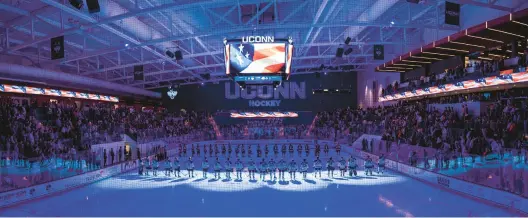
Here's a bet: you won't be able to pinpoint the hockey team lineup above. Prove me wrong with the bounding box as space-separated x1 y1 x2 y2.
138 142 387 181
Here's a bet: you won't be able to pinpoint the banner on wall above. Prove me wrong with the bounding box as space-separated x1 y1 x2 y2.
373 45 384 60
224 81 307 107
134 65 144 81
445 1 460 26
50 35 65 60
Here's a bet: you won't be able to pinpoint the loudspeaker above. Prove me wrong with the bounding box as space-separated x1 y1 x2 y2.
174 50 183 60
344 37 351 45
86 0 100 13
336 48 344 58
69 0 83 10
165 50 174 58
344 48 353 55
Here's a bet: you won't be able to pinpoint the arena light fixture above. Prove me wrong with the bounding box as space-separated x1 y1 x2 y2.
393 63 421 67
512 20 528 27
409 56 443 61
466 34 503 43
401 60 430 64
449 41 485 48
385 67 413 70
421 51 454 57
434 47 469 53
487 28 525 38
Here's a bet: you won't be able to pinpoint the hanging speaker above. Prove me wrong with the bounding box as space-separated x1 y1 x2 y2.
344 37 351 45
344 48 353 55
86 0 100 13
69 0 83 10
174 50 183 60
336 48 344 58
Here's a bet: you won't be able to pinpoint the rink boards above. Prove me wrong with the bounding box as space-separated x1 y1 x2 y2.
0 162 135 208
352 137 528 215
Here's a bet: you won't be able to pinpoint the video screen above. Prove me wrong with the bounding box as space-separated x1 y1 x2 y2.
226 43 287 74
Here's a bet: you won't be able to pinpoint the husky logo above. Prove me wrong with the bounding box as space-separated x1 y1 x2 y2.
53 41 62 53
167 89 178 100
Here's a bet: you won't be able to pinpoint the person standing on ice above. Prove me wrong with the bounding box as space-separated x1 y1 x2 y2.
164 159 172 176
289 159 297 181
326 157 335 178
278 158 287 181
202 157 209 179
214 157 222 179
248 158 256 180
173 157 180 177
339 157 347 177
364 156 374 176
225 158 232 180
269 158 277 180
313 157 322 178
235 158 244 180
153 158 159 177
259 159 267 181
300 159 309 179
348 156 357 177
378 154 386 174
187 157 195 178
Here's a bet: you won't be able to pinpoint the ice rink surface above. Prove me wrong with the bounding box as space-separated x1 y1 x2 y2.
0 144 521 217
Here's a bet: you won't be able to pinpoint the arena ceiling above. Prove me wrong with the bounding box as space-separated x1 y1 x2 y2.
0 0 521 89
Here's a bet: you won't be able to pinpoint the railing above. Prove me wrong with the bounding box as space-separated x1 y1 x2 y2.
360 139 528 198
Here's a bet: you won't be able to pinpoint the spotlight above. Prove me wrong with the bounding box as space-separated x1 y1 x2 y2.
390 21 395 25
125 43 129 47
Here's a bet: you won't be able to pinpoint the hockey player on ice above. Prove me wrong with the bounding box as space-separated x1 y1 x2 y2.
235 158 244 180
214 157 222 179
248 158 257 180
269 158 277 181
165 159 172 176
313 157 322 178
378 154 386 174
300 159 309 179
224 158 232 180
278 158 287 181
365 156 374 176
348 156 357 177
259 159 267 181
186 157 195 178
289 159 297 181
326 157 335 178
339 157 347 177
202 157 209 178
173 157 181 177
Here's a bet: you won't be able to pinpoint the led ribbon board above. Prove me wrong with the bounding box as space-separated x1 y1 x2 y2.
0 84 119 102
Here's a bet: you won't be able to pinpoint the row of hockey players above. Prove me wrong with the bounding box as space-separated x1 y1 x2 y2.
178 143 342 158
138 154 385 181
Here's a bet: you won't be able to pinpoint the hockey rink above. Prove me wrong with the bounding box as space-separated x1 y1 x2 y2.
0 161 520 216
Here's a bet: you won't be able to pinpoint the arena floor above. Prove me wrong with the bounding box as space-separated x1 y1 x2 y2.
0 143 520 217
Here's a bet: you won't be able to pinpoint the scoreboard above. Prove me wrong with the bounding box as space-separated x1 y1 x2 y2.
224 36 293 87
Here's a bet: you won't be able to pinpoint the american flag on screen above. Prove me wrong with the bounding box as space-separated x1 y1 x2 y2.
229 43 285 74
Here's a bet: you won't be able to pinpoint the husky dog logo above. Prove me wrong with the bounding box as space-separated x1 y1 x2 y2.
167 89 178 100
375 48 382 56
53 41 62 53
